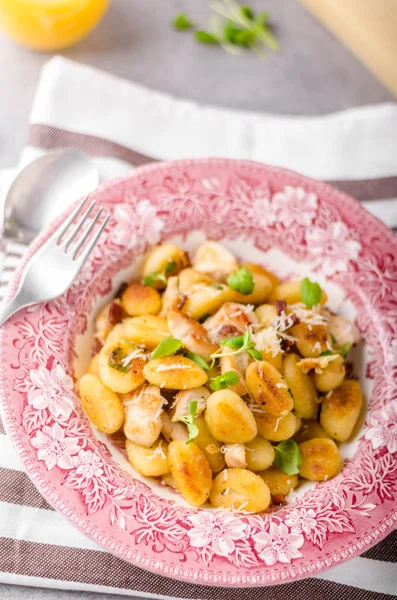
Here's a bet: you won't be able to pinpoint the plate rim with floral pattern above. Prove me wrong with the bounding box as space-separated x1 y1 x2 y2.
0 158 396 587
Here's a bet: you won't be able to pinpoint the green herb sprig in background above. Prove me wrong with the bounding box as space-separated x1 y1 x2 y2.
173 0 278 58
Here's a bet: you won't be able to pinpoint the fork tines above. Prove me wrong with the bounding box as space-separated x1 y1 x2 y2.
57 195 110 261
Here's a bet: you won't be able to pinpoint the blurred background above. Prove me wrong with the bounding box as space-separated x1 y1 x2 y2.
0 0 395 169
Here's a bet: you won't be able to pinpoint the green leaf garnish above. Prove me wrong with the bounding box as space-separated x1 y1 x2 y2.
220 335 244 349
331 333 337 344
186 352 210 371
255 11 269 25
164 260 177 275
211 327 259 363
142 271 159 286
321 342 350 359
228 267 254 295
210 371 239 391
274 439 302 475
211 284 224 291
240 5 254 19
248 348 262 360
142 260 177 287
173 12 195 30
108 347 128 373
151 337 183 360
300 277 322 308
178 400 199 444
195 30 219 44
338 342 350 358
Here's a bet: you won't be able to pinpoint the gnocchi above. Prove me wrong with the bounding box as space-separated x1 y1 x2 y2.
245 361 294 417
320 379 362 441
298 438 342 481
126 438 169 477
204 389 257 444
210 468 271 512
79 241 363 513
168 440 212 506
259 466 298 497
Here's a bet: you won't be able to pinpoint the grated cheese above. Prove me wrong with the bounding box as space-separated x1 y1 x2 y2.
121 348 147 368
276 382 288 389
252 326 283 357
155 364 191 372
273 416 282 432
297 355 339 374
289 303 328 326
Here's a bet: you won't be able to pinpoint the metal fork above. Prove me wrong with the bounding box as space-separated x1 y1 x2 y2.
0 196 110 326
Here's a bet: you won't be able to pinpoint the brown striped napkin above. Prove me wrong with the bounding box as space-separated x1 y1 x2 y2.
0 57 396 599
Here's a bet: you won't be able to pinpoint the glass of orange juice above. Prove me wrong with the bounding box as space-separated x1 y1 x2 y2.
0 0 110 51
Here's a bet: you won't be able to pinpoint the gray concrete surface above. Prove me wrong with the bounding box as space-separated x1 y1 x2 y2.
0 0 392 170
0 1 393 599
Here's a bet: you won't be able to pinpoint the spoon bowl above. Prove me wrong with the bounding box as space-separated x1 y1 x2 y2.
3 150 99 243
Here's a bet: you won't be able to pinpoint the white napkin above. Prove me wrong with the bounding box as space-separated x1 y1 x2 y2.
0 57 396 599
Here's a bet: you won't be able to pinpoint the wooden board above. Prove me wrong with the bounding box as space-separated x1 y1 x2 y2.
298 0 397 97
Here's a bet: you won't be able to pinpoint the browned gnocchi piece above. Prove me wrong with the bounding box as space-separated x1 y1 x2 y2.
183 284 236 320
126 438 169 477
204 389 257 444
210 468 271 512
143 356 208 389
99 342 146 394
178 267 213 292
258 466 298 496
168 440 212 506
294 419 331 444
142 243 189 289
79 373 124 434
241 262 280 289
232 272 272 305
121 283 161 316
245 436 275 471
298 438 342 481
290 322 332 358
105 316 170 350
245 361 294 417
314 354 346 392
255 411 301 442
320 380 363 441
193 241 237 281
254 303 278 327
282 353 318 418
194 415 226 473
269 281 327 305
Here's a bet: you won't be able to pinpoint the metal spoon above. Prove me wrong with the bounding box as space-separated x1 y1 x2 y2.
1 150 99 244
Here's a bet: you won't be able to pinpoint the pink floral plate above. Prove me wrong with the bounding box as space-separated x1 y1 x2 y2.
0 158 396 587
